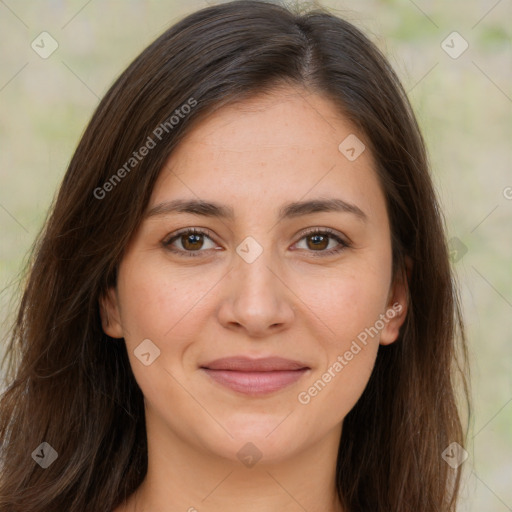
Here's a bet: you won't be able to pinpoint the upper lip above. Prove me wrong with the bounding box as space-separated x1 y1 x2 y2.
200 356 310 372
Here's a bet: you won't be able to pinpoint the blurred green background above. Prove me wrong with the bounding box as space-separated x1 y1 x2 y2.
0 0 511 509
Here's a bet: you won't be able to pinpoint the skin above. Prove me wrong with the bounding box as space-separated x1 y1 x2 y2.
102 84 408 512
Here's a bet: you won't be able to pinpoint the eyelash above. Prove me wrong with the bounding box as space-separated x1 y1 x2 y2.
162 227 351 258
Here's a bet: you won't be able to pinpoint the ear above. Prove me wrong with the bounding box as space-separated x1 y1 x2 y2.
98 286 124 339
379 255 412 346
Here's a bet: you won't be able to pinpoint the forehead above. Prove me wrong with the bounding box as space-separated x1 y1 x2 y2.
174 86 354 161
150 86 386 224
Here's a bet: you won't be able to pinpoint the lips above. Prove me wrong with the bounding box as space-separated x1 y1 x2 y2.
201 356 309 372
200 356 310 396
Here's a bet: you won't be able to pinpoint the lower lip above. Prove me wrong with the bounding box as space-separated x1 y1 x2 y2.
201 368 309 396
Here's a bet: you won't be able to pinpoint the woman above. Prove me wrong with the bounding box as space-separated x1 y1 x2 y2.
0 1 470 511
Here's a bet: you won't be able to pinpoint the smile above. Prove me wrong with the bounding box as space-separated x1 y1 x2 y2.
200 356 311 396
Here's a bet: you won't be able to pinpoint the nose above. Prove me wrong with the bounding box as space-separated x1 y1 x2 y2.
216 245 296 338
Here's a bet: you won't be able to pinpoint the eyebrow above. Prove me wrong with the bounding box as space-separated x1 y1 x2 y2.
144 197 367 222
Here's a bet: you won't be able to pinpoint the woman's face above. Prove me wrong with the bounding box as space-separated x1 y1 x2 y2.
101 85 407 464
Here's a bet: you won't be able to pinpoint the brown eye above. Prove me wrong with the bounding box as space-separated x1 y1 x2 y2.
294 228 350 257
305 233 329 251
181 232 205 251
163 228 217 257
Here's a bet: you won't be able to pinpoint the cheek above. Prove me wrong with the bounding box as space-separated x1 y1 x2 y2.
292 256 389 413
116 259 214 399
117 257 217 343
295 259 391 348
299 346 377 426
295 268 385 419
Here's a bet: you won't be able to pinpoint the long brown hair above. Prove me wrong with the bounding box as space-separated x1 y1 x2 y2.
0 1 470 510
